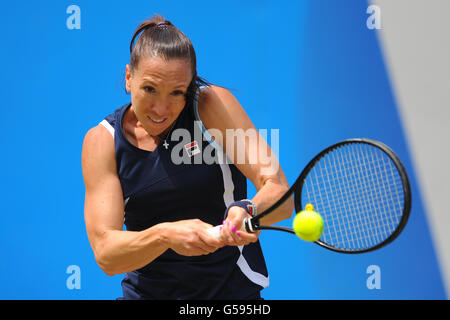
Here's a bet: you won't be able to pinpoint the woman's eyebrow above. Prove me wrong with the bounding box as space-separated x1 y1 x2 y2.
141 78 188 89
141 77 158 85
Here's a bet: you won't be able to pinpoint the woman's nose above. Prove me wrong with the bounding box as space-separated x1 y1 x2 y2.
151 99 169 117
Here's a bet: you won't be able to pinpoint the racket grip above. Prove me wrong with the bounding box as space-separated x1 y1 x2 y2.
206 218 253 239
206 225 222 238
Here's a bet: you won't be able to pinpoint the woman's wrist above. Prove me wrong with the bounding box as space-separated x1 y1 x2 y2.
224 199 257 220
148 223 171 249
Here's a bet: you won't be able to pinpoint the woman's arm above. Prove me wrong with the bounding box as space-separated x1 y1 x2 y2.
198 86 294 244
82 125 222 276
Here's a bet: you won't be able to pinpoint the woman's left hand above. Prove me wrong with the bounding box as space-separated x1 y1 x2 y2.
219 206 260 246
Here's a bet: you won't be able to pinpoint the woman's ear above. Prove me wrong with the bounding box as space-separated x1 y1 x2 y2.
125 64 132 92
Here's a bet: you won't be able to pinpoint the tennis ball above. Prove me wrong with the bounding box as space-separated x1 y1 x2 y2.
293 204 324 242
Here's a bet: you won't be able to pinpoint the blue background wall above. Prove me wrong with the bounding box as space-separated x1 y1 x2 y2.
0 0 446 299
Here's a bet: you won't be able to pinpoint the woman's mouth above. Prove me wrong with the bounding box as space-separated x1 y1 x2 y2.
148 116 168 126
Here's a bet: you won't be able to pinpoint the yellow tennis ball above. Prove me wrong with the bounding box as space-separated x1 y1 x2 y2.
293 205 324 242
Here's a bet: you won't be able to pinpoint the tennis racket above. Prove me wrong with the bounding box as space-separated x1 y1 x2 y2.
207 138 411 253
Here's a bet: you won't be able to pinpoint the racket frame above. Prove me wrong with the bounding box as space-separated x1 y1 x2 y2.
246 138 412 254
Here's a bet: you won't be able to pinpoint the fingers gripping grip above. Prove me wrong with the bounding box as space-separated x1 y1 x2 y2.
206 218 255 238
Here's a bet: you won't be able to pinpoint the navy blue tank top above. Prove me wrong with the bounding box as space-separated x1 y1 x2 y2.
100 89 269 299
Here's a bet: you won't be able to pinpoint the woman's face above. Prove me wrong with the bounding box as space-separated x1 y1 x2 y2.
125 56 192 136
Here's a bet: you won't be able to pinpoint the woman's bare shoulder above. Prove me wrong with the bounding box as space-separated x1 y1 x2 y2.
198 85 235 106
197 85 245 127
82 124 117 185
83 124 115 155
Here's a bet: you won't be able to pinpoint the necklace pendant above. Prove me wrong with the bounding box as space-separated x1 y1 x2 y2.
163 140 169 149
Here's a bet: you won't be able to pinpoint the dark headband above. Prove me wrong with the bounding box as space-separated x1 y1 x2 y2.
129 21 172 53
157 22 170 29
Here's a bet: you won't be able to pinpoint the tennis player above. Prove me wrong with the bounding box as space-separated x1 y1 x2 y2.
81 15 293 300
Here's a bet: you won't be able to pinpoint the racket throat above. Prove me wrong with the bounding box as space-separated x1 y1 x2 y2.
244 218 259 233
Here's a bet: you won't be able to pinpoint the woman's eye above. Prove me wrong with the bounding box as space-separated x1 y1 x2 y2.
172 90 185 96
144 86 155 93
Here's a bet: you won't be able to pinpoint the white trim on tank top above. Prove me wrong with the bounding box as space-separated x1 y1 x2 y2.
193 86 269 289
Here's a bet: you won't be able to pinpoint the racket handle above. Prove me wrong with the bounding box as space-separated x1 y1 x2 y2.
206 218 254 239
206 225 223 238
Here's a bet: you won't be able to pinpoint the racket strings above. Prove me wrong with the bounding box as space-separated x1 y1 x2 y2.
302 143 405 251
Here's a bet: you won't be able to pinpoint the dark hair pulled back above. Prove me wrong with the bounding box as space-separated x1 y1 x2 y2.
129 14 210 105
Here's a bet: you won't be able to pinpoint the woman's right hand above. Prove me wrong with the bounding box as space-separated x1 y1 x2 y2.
163 219 225 256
